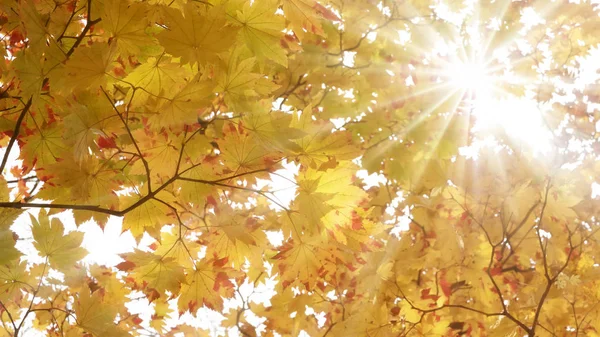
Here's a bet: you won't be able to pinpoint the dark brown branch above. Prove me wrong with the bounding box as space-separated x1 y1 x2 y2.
177 176 290 211
0 174 179 216
0 166 275 217
500 266 535 273
0 300 17 334
322 322 337 337
101 87 152 194
64 0 101 58
499 201 541 267
530 179 554 337
5 175 38 184
0 98 33 174
56 5 85 43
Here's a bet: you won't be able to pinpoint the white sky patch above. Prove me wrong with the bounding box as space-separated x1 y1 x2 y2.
458 136 502 160
265 230 285 247
330 117 350 130
356 169 387 189
11 211 44 265
79 217 137 266
342 51 356 67
539 228 552 239
255 160 299 211
396 29 411 45
472 96 552 153
390 205 412 237
366 31 378 43
592 182 600 199
272 97 293 112
520 7 546 30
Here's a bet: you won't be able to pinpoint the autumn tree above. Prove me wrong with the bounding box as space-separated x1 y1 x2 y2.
1 0 600 336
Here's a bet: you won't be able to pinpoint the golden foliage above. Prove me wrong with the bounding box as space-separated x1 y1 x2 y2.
0 0 599 336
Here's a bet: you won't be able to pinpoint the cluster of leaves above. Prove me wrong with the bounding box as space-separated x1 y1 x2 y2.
0 0 599 336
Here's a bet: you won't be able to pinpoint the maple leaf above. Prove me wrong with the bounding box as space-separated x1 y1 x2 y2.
154 229 203 269
283 0 326 39
38 157 121 208
290 108 360 167
75 288 130 337
19 122 67 169
272 235 334 289
123 55 191 97
61 92 116 162
216 122 278 180
150 76 215 129
61 44 116 91
31 210 87 270
235 0 288 66
120 196 171 242
12 51 45 99
241 99 306 153
216 49 279 109
118 249 185 298
0 260 30 302
177 257 236 313
100 0 153 56
294 163 367 241
157 4 239 66
18 0 47 55
200 205 268 267
0 230 20 265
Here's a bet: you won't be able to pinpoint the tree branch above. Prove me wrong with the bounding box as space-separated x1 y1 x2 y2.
101 87 152 194
64 0 101 57
0 98 32 175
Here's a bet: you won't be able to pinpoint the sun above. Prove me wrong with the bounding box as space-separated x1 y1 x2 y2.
444 56 552 153
448 60 491 93
444 55 497 110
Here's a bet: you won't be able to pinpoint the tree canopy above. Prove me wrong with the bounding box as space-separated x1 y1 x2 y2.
1 0 600 336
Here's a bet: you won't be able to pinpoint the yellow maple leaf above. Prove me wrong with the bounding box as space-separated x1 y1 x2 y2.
62 44 116 92
62 92 115 163
217 122 278 181
203 207 267 267
0 260 29 302
294 163 367 241
75 288 130 337
157 4 239 66
235 0 287 66
118 249 185 298
216 49 279 109
19 122 67 169
283 0 325 39
120 196 171 242
12 51 45 99
100 0 154 56
290 109 360 167
41 157 121 208
150 76 215 129
177 257 236 313
0 230 20 266
241 99 306 153
272 235 334 289
31 210 87 270
123 55 191 97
